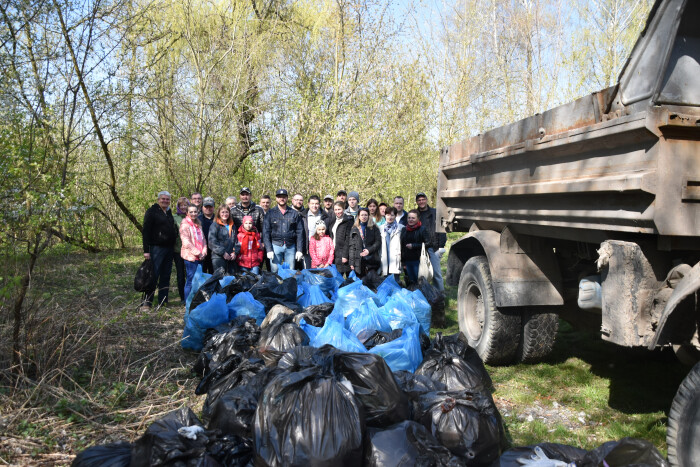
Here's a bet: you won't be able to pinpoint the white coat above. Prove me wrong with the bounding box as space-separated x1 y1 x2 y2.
380 222 404 275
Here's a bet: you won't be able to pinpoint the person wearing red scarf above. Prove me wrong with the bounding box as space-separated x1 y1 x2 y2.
400 209 430 285
208 205 239 275
237 216 264 274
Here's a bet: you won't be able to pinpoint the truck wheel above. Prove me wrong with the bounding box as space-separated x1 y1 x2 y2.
517 309 559 363
457 255 520 365
667 361 700 467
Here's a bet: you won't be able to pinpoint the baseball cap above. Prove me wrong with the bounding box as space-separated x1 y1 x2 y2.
337 189 347 196
240 187 251 194
203 197 215 207
324 194 334 201
415 192 427 200
276 189 288 197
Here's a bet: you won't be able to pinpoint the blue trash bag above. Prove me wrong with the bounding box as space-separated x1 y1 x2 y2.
349 270 360 281
182 293 229 351
311 309 367 353
276 263 296 280
393 289 432 335
228 291 266 326
185 264 212 311
346 299 392 337
376 274 402 305
370 323 423 372
335 280 379 317
301 269 337 296
299 318 320 341
380 295 419 331
219 275 237 288
298 283 331 308
327 264 346 289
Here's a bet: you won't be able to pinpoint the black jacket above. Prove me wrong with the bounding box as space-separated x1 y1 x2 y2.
327 214 354 273
418 206 447 250
396 210 408 226
301 210 329 254
263 206 304 252
142 204 178 253
348 224 381 272
208 221 240 259
230 202 265 234
401 225 430 262
198 213 215 246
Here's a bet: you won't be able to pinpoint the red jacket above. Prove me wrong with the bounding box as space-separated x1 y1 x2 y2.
236 225 263 269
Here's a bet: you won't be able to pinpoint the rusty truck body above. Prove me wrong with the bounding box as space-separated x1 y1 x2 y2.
437 0 699 464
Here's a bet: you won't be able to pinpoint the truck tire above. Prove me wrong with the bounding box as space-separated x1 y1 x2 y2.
457 255 520 365
667 361 700 467
517 309 559 363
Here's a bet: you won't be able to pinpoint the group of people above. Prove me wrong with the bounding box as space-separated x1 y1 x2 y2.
140 188 446 311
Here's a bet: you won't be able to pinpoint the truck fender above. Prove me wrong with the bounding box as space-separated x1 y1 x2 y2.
648 261 700 350
447 227 563 307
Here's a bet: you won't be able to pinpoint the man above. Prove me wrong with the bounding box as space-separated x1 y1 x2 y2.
291 193 307 215
231 187 264 233
322 194 334 216
336 190 348 209
263 189 304 273
141 191 178 310
300 195 329 269
190 192 203 213
198 196 216 273
225 196 237 209
394 196 408 226
345 191 360 218
259 195 271 214
416 192 447 291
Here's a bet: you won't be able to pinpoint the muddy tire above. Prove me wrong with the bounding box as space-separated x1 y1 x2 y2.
457 256 520 365
517 309 559 363
667 361 700 467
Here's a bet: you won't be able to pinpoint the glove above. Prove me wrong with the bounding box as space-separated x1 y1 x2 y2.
267 252 274 260
516 446 572 467
295 251 303 261
436 248 446 257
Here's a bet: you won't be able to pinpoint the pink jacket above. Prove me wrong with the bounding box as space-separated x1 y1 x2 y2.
180 218 207 262
309 235 334 268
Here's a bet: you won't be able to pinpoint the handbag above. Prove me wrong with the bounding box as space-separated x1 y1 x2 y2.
134 258 154 292
418 243 433 282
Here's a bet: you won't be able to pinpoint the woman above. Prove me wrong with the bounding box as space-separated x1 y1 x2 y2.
377 203 387 226
208 205 238 275
380 207 404 279
237 215 263 274
366 198 382 225
348 208 381 278
328 201 354 277
173 196 189 304
180 205 208 299
309 220 334 268
400 209 430 285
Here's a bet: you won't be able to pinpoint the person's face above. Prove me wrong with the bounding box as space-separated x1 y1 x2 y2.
337 194 347 203
379 205 386 216
260 198 270 210
243 219 253 230
158 195 171 210
368 203 377 214
309 199 320 213
334 205 344 217
219 208 229 220
394 198 404 211
226 199 236 209
277 195 288 207
324 199 333 209
407 213 419 226
316 226 326 236
239 192 251 205
348 197 358 208
187 207 198 219
358 210 369 223
178 200 189 212
203 204 214 216
191 194 203 206
292 195 303 208
385 212 396 224
417 196 428 210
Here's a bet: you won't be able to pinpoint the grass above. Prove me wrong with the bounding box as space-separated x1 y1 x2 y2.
0 246 690 464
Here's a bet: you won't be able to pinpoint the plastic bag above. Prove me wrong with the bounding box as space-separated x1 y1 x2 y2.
418 243 433 282
202 359 265 419
358 329 403 350
379 295 419 332
370 323 423 372
298 318 321 342
276 263 297 279
182 293 229 351
409 277 446 328
346 300 392 337
496 443 587 467
257 315 309 352
301 268 337 296
222 273 260 301
394 288 432 335
133 259 153 293
376 274 402 305
311 310 367 353
580 438 668 467
420 333 493 392
261 304 295 329
415 390 503 464
227 291 266 325
193 317 261 377
298 283 331 308
334 280 379 317
188 267 223 312
364 421 462 467
361 269 386 292
130 407 205 467
254 366 365 467
249 274 301 312
295 302 334 327
72 442 132 467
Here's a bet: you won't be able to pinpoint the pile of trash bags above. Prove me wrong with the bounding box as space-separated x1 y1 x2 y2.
73 266 669 467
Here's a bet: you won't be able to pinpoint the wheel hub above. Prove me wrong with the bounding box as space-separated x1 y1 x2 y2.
462 281 485 342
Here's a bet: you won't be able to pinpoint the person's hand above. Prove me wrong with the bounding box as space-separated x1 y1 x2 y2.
350 265 354 270
144 253 150 259
360 248 369 257
406 243 412 249
342 257 348 263
295 251 303 261
436 248 446 257
223 253 231 260
231 252 236 260
267 251 274 260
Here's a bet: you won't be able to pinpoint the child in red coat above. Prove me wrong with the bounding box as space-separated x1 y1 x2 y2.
309 220 334 268
236 216 263 274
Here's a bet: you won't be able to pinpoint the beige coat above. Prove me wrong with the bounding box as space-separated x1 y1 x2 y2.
380 222 404 275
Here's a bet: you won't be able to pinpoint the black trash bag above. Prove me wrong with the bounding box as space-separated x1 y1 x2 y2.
249 274 301 312
257 315 309 352
208 367 286 439
418 333 493 393
339 277 356 288
71 442 131 467
202 358 266 419
277 345 336 371
409 277 447 328
361 270 386 292
495 443 588 467
254 366 365 467
193 317 261 377
415 390 503 464
308 268 334 278
364 421 464 467
222 273 260 302
358 328 403 350
195 353 244 395
333 352 410 427
205 433 254 467
394 371 447 399
134 259 153 293
295 302 335 327
580 438 668 467
191 269 225 311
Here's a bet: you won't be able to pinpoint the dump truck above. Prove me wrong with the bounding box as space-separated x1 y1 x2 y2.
437 0 699 464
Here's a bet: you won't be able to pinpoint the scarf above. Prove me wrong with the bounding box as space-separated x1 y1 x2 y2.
406 220 422 232
385 221 398 236
359 222 367 239
184 216 205 251
216 217 234 236
238 225 259 254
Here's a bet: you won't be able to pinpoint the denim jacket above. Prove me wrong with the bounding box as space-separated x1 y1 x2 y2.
263 206 304 252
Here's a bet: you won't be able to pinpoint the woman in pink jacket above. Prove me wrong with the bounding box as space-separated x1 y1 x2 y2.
180 205 208 299
309 220 334 268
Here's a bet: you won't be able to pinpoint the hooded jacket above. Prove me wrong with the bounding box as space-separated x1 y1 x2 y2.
237 225 264 269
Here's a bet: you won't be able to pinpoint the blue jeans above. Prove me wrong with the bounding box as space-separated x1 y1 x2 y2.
212 256 237 275
428 248 444 291
184 260 200 300
271 243 296 273
143 246 173 307
405 260 419 285
239 266 260 275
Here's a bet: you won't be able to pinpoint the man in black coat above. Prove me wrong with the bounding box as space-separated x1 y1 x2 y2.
230 187 265 233
198 196 216 273
141 191 178 310
416 192 447 291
